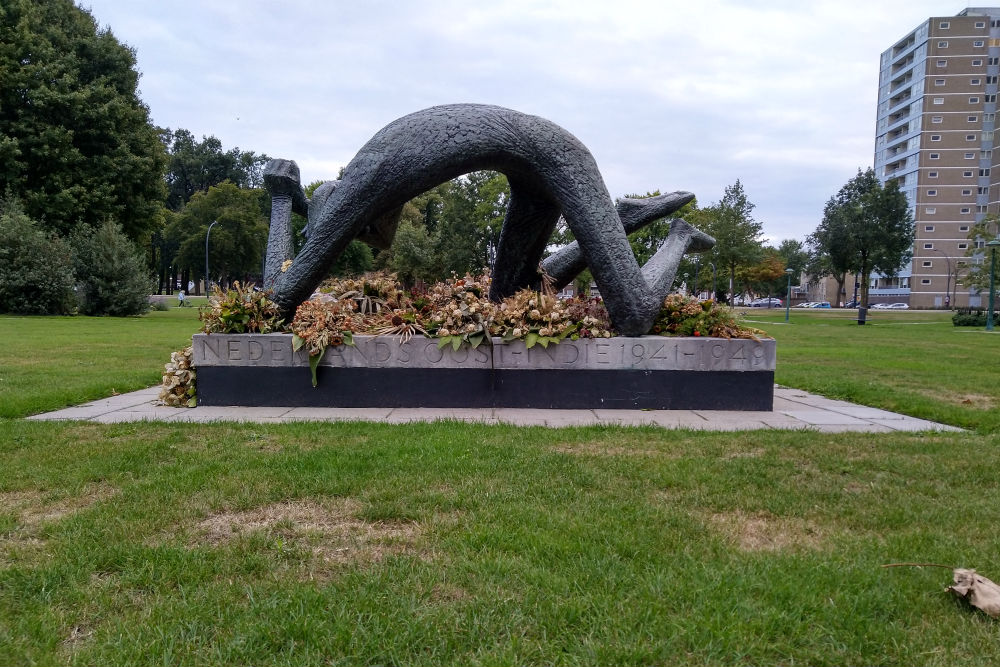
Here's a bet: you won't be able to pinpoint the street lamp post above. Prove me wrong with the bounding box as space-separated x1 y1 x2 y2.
930 247 953 309
205 220 219 293
785 268 793 322
987 237 1000 332
709 262 717 302
693 257 700 300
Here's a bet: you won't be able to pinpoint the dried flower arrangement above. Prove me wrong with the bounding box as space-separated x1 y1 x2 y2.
158 346 196 407
199 281 283 334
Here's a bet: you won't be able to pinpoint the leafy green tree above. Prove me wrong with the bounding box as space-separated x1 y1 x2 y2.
816 169 914 308
694 180 765 304
70 219 153 316
0 0 167 240
165 182 269 287
162 129 270 211
961 215 1000 293
0 198 76 314
385 219 441 286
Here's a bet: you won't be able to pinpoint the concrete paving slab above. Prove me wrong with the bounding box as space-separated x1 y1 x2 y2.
777 410 871 426
23 385 965 433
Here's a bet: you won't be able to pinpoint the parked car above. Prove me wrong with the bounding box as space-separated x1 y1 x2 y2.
793 302 815 308
887 302 909 309
870 303 891 309
809 301 831 308
844 299 860 308
749 297 783 308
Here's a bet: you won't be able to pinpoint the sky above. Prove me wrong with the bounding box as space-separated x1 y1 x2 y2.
81 0 967 244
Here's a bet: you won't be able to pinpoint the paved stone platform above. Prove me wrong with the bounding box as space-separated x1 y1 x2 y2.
26 386 963 432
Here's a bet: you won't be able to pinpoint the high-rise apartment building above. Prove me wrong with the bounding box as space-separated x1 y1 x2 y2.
875 8 1000 308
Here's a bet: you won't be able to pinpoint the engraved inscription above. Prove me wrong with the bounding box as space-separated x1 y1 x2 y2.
227 340 241 361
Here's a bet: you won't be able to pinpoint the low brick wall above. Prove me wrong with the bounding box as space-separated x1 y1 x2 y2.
192 334 776 410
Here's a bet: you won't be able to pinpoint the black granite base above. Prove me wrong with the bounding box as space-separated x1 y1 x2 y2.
197 366 774 411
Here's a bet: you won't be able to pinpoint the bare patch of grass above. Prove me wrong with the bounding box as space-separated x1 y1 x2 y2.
708 510 826 552
1 482 117 528
188 498 428 570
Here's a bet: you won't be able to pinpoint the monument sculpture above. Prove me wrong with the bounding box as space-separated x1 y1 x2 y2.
263 103 714 337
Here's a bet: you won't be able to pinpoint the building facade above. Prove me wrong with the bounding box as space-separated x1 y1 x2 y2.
875 8 1000 308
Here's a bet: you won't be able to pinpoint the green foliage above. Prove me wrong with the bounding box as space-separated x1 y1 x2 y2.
694 180 765 303
382 219 441 286
651 294 763 338
0 198 76 314
961 215 1000 292
951 309 996 326
165 182 269 285
810 168 914 308
162 129 270 211
0 0 167 240
199 282 283 334
70 219 154 316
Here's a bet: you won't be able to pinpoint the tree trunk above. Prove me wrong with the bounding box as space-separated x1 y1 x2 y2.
833 273 846 307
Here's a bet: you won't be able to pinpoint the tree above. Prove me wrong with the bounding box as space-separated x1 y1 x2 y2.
164 182 269 287
739 249 787 298
0 198 76 314
0 0 167 240
162 129 270 211
695 180 765 304
70 219 154 316
815 169 914 308
961 214 1000 293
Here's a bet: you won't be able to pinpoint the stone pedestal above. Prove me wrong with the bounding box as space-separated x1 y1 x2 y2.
192 334 776 410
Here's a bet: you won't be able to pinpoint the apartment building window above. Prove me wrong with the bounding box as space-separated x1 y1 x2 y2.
985 113 996 121
993 19 1000 27
924 225 935 231
921 279 932 285
988 76 999 84
965 152 976 159
983 150 993 159
930 153 941 159
934 97 945 104
969 115 978 122
929 171 939 178
925 207 936 214
978 205 988 213
931 134 942 141
978 186 988 194
940 21 950 29
962 207 972 214
988 57 999 65
964 170 974 177
986 94 997 102
924 243 934 249
961 225 971 231
976 240 987 248
970 97 980 104
984 131 994 141
922 261 933 267
967 134 977 140
938 41 949 48
932 115 944 123
963 189 973 195
976 21 987 28
937 59 948 67
936 78 946 86
980 168 991 176
958 243 969 249
972 78 982 85
974 40 985 47
927 189 937 196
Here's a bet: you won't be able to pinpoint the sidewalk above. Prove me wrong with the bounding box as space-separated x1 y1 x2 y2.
26 386 963 432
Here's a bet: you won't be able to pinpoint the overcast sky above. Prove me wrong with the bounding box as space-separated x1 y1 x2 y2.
82 0 963 244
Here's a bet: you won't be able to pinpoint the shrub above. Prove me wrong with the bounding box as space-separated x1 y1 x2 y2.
0 200 76 315
71 220 154 316
952 309 996 326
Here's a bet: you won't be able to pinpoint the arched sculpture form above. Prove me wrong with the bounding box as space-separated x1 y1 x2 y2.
263 104 714 336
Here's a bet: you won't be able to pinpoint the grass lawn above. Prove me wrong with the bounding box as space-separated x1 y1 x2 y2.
1 306 999 665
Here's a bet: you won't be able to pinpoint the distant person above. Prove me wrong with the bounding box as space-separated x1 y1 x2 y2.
177 290 186 307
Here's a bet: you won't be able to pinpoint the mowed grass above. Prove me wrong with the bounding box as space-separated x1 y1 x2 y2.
1 307 1000 665
0 306 201 418
744 308 1000 434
